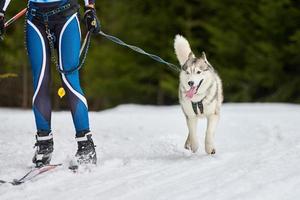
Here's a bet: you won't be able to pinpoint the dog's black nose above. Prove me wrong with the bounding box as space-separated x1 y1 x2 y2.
188 81 194 87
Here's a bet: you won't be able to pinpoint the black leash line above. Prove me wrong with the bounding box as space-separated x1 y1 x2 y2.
97 31 181 73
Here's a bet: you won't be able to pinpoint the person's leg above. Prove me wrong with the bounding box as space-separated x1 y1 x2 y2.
27 20 52 133
58 13 90 135
26 17 53 166
57 13 96 164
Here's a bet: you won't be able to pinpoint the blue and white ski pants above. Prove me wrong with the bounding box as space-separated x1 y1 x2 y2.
26 1 90 136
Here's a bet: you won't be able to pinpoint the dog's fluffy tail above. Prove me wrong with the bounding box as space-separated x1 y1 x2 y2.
174 35 192 66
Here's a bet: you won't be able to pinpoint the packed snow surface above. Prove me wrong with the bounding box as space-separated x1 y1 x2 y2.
0 104 300 200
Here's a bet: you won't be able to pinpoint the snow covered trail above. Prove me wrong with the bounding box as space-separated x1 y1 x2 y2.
0 104 300 200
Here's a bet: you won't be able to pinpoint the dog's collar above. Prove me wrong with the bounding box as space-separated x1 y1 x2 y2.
191 100 204 115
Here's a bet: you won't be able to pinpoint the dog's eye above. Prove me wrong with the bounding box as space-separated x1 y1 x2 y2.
196 71 201 74
186 71 190 75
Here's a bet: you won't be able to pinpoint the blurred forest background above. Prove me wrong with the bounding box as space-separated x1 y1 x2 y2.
0 0 299 110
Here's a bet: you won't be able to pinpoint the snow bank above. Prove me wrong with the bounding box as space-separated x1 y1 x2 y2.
0 104 300 200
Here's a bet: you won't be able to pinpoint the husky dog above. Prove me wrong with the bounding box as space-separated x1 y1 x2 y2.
174 35 223 154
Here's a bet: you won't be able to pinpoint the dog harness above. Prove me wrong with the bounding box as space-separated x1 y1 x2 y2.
191 100 204 115
191 80 220 115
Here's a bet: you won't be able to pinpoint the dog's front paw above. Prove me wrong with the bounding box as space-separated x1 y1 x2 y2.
205 142 216 155
184 136 199 153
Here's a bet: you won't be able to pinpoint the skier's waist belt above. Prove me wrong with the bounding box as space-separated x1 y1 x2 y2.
29 0 80 22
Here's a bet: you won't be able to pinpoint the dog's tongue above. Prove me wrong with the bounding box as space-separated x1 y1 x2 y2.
185 86 197 99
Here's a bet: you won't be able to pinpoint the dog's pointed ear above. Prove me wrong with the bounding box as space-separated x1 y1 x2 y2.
201 51 207 60
201 51 214 70
201 51 211 65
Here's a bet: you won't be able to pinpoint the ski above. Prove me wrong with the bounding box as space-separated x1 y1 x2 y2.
0 164 62 185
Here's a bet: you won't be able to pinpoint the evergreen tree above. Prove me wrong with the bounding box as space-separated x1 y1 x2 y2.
0 0 299 109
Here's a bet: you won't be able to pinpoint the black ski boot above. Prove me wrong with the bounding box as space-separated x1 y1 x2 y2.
75 132 97 165
32 131 54 168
